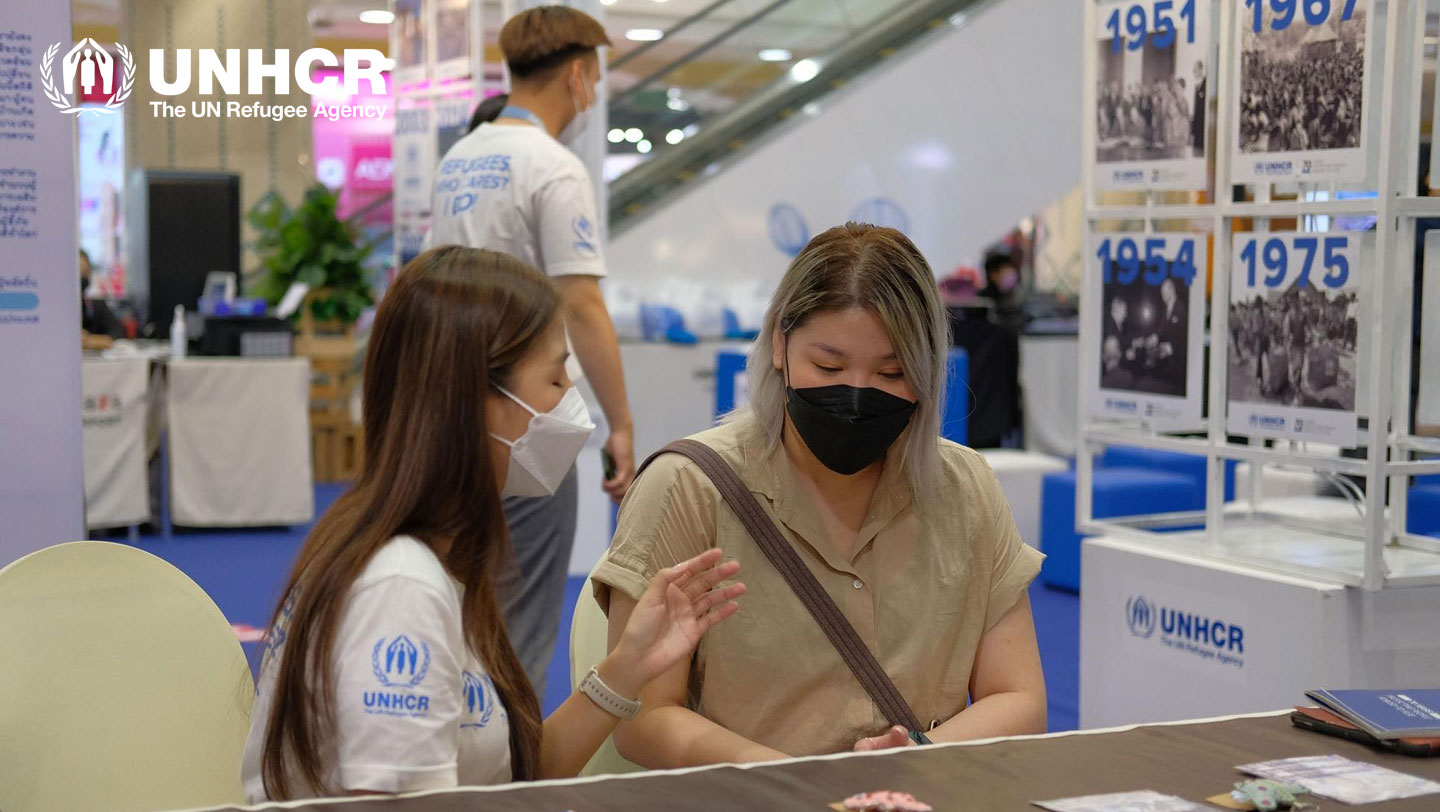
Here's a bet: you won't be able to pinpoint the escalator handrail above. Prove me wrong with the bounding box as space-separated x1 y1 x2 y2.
610 0 796 109
609 0 737 72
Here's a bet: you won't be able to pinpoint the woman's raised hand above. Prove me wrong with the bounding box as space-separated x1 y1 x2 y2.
603 549 744 697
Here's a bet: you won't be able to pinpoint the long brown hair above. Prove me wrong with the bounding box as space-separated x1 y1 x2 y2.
260 245 554 798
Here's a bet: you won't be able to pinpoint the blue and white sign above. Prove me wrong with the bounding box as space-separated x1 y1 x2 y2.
1087 233 1208 429
1231 0 1371 184
1093 0 1213 190
766 203 809 258
434 95 473 160
1124 592 1247 671
849 197 910 234
1227 232 1368 446
393 103 435 219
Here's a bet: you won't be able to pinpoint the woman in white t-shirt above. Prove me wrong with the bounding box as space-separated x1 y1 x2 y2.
241 245 745 801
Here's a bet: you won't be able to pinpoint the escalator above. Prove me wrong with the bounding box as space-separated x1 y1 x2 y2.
600 0 1082 289
604 0 991 231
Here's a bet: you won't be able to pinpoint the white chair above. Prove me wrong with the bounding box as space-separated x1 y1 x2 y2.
0 542 254 812
568 577 644 777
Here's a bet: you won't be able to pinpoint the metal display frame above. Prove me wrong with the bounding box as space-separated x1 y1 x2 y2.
1079 0 1440 590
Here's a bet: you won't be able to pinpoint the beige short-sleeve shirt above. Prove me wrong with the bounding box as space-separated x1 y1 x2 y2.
591 418 1044 757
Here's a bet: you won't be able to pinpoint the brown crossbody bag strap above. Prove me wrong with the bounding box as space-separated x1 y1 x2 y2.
638 439 931 742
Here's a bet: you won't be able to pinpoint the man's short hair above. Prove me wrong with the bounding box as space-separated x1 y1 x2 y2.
500 6 612 82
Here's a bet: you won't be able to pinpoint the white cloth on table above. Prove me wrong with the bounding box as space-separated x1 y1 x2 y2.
166 358 314 527
82 358 151 529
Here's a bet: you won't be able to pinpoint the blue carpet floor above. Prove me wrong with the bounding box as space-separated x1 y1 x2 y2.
104 485 1080 732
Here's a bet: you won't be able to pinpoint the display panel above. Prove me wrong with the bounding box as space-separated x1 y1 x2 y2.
1093 0 1213 190
1227 231 1369 445
1087 232 1209 428
1230 0 1371 184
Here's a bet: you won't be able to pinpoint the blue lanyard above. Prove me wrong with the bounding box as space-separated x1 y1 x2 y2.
498 104 545 130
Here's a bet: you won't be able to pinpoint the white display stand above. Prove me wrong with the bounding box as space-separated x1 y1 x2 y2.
1082 533 1440 728
1078 0 1440 726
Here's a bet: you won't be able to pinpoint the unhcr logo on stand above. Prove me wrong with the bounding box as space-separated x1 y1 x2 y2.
1126 595 1156 639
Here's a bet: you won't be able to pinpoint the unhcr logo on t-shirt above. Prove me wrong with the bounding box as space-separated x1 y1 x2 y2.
461 670 497 730
370 634 430 689
363 634 433 718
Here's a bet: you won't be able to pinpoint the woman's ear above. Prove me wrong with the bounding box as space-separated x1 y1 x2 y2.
771 327 786 371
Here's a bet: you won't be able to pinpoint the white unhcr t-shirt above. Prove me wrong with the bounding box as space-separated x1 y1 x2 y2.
241 537 512 801
426 122 605 381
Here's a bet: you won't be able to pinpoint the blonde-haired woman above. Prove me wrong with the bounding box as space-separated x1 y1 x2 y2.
592 223 1046 767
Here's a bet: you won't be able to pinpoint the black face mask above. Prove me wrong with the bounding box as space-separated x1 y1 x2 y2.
786 384 917 476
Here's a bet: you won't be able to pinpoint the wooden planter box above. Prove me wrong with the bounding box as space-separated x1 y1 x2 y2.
296 290 363 483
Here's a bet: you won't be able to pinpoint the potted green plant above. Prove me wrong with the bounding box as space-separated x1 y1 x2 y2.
248 183 376 327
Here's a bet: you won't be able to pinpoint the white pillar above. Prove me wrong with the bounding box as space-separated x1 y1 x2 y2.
0 0 86 560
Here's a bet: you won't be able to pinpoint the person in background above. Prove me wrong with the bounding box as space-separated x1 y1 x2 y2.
427 6 636 695
594 224 1046 768
80 249 121 351
241 246 744 801
469 93 510 133
980 250 1026 329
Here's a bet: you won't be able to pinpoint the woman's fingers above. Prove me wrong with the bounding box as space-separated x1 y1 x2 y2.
661 548 725 592
692 582 747 616
693 599 741 635
680 558 740 600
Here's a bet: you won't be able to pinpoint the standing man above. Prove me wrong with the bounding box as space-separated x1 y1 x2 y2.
427 5 635 692
1155 277 1186 396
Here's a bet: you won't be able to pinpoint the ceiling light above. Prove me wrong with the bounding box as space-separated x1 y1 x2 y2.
600 0 617 5
607 128 625 143
758 48 792 62
359 9 394 24
637 139 653 154
665 129 684 145
625 127 644 143
790 58 820 82
626 28 664 42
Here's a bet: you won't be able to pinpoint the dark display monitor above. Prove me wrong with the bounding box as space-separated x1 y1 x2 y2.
126 170 241 338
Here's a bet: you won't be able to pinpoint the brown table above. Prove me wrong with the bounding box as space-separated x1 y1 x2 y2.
201 712 1440 811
